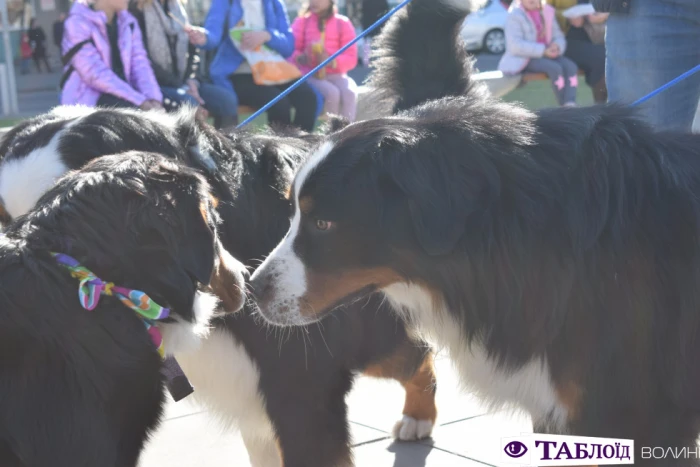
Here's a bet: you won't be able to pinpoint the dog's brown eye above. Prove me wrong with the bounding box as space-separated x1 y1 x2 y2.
315 219 333 231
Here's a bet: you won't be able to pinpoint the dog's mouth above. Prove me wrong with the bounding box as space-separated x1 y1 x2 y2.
311 283 379 320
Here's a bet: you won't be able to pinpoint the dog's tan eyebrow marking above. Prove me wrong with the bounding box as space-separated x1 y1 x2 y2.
209 194 219 209
299 196 314 214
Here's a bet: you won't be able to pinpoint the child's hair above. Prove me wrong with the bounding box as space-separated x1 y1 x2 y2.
298 1 337 32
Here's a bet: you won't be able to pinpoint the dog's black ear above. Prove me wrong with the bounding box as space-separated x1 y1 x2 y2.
138 192 216 318
176 196 216 286
380 133 497 256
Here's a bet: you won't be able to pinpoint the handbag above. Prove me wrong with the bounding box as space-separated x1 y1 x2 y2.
229 22 302 86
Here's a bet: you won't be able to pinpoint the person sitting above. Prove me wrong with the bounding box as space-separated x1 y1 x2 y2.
61 0 163 110
551 0 608 103
130 0 240 129
291 0 358 121
499 0 578 107
185 0 318 132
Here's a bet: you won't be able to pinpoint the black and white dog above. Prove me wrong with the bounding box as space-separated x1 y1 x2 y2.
0 152 248 466
0 0 482 464
250 2 700 466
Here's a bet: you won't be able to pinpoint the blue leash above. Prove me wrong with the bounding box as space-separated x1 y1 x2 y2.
631 63 700 107
237 0 413 128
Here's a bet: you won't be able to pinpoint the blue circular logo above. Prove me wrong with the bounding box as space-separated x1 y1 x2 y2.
504 441 528 458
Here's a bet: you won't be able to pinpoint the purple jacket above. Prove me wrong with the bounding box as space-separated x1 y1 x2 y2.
61 0 161 106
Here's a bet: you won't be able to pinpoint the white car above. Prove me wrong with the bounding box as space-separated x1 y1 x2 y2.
460 0 509 55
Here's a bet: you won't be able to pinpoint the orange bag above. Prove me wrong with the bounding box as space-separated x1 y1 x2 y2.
230 26 302 86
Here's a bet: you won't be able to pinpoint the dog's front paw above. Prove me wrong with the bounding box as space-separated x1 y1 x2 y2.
392 415 434 441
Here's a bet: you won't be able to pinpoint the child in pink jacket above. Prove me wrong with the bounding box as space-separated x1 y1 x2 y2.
291 0 358 121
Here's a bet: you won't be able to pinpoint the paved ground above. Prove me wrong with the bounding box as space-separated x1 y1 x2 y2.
139 350 533 467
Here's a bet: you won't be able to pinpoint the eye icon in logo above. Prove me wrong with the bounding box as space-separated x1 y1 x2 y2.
504 441 528 458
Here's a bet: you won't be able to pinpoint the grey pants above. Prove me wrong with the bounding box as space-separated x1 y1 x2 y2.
525 56 579 105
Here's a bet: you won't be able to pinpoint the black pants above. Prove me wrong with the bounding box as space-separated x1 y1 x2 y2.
96 93 137 108
564 37 607 103
32 49 52 73
230 74 318 132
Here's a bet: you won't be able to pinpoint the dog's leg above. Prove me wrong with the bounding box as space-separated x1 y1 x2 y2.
363 342 437 441
240 430 282 467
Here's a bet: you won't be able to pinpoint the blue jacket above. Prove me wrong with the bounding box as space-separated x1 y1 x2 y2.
203 0 295 92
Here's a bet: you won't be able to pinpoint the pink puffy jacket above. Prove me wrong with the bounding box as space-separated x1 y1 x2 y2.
290 12 358 75
61 0 161 106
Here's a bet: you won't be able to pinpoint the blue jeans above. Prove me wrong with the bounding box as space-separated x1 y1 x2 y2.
606 0 700 131
161 82 239 119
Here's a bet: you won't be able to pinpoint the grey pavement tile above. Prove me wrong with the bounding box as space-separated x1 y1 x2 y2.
351 421 393 446
420 411 533 467
347 356 488 433
142 398 390 467
139 411 250 467
162 395 205 421
353 439 493 467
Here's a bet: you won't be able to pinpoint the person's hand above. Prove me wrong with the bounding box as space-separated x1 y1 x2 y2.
186 79 205 105
587 12 609 23
544 43 560 58
240 30 271 51
195 106 209 122
296 53 309 65
185 25 207 46
140 99 163 111
569 15 585 28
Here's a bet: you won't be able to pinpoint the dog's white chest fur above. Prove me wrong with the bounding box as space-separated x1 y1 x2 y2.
383 283 567 429
174 329 281 467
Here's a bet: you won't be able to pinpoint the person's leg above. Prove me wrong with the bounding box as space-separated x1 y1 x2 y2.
96 93 138 108
606 0 700 131
198 82 239 128
565 40 607 104
277 79 318 132
363 37 372 68
32 53 41 73
556 56 579 106
40 52 52 73
524 58 566 106
326 74 358 121
307 77 340 117
231 74 292 127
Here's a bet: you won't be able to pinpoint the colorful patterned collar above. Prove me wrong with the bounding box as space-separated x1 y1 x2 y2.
52 252 170 358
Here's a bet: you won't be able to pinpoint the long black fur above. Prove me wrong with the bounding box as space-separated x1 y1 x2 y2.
0 0 481 463
0 153 244 467
250 1 700 465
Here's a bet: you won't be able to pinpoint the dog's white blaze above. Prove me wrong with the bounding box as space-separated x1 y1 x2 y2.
292 140 334 200
251 142 336 325
251 208 309 325
0 129 69 219
383 282 568 430
159 291 220 355
174 329 280 467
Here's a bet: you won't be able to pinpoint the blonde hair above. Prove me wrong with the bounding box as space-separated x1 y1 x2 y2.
298 1 337 31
